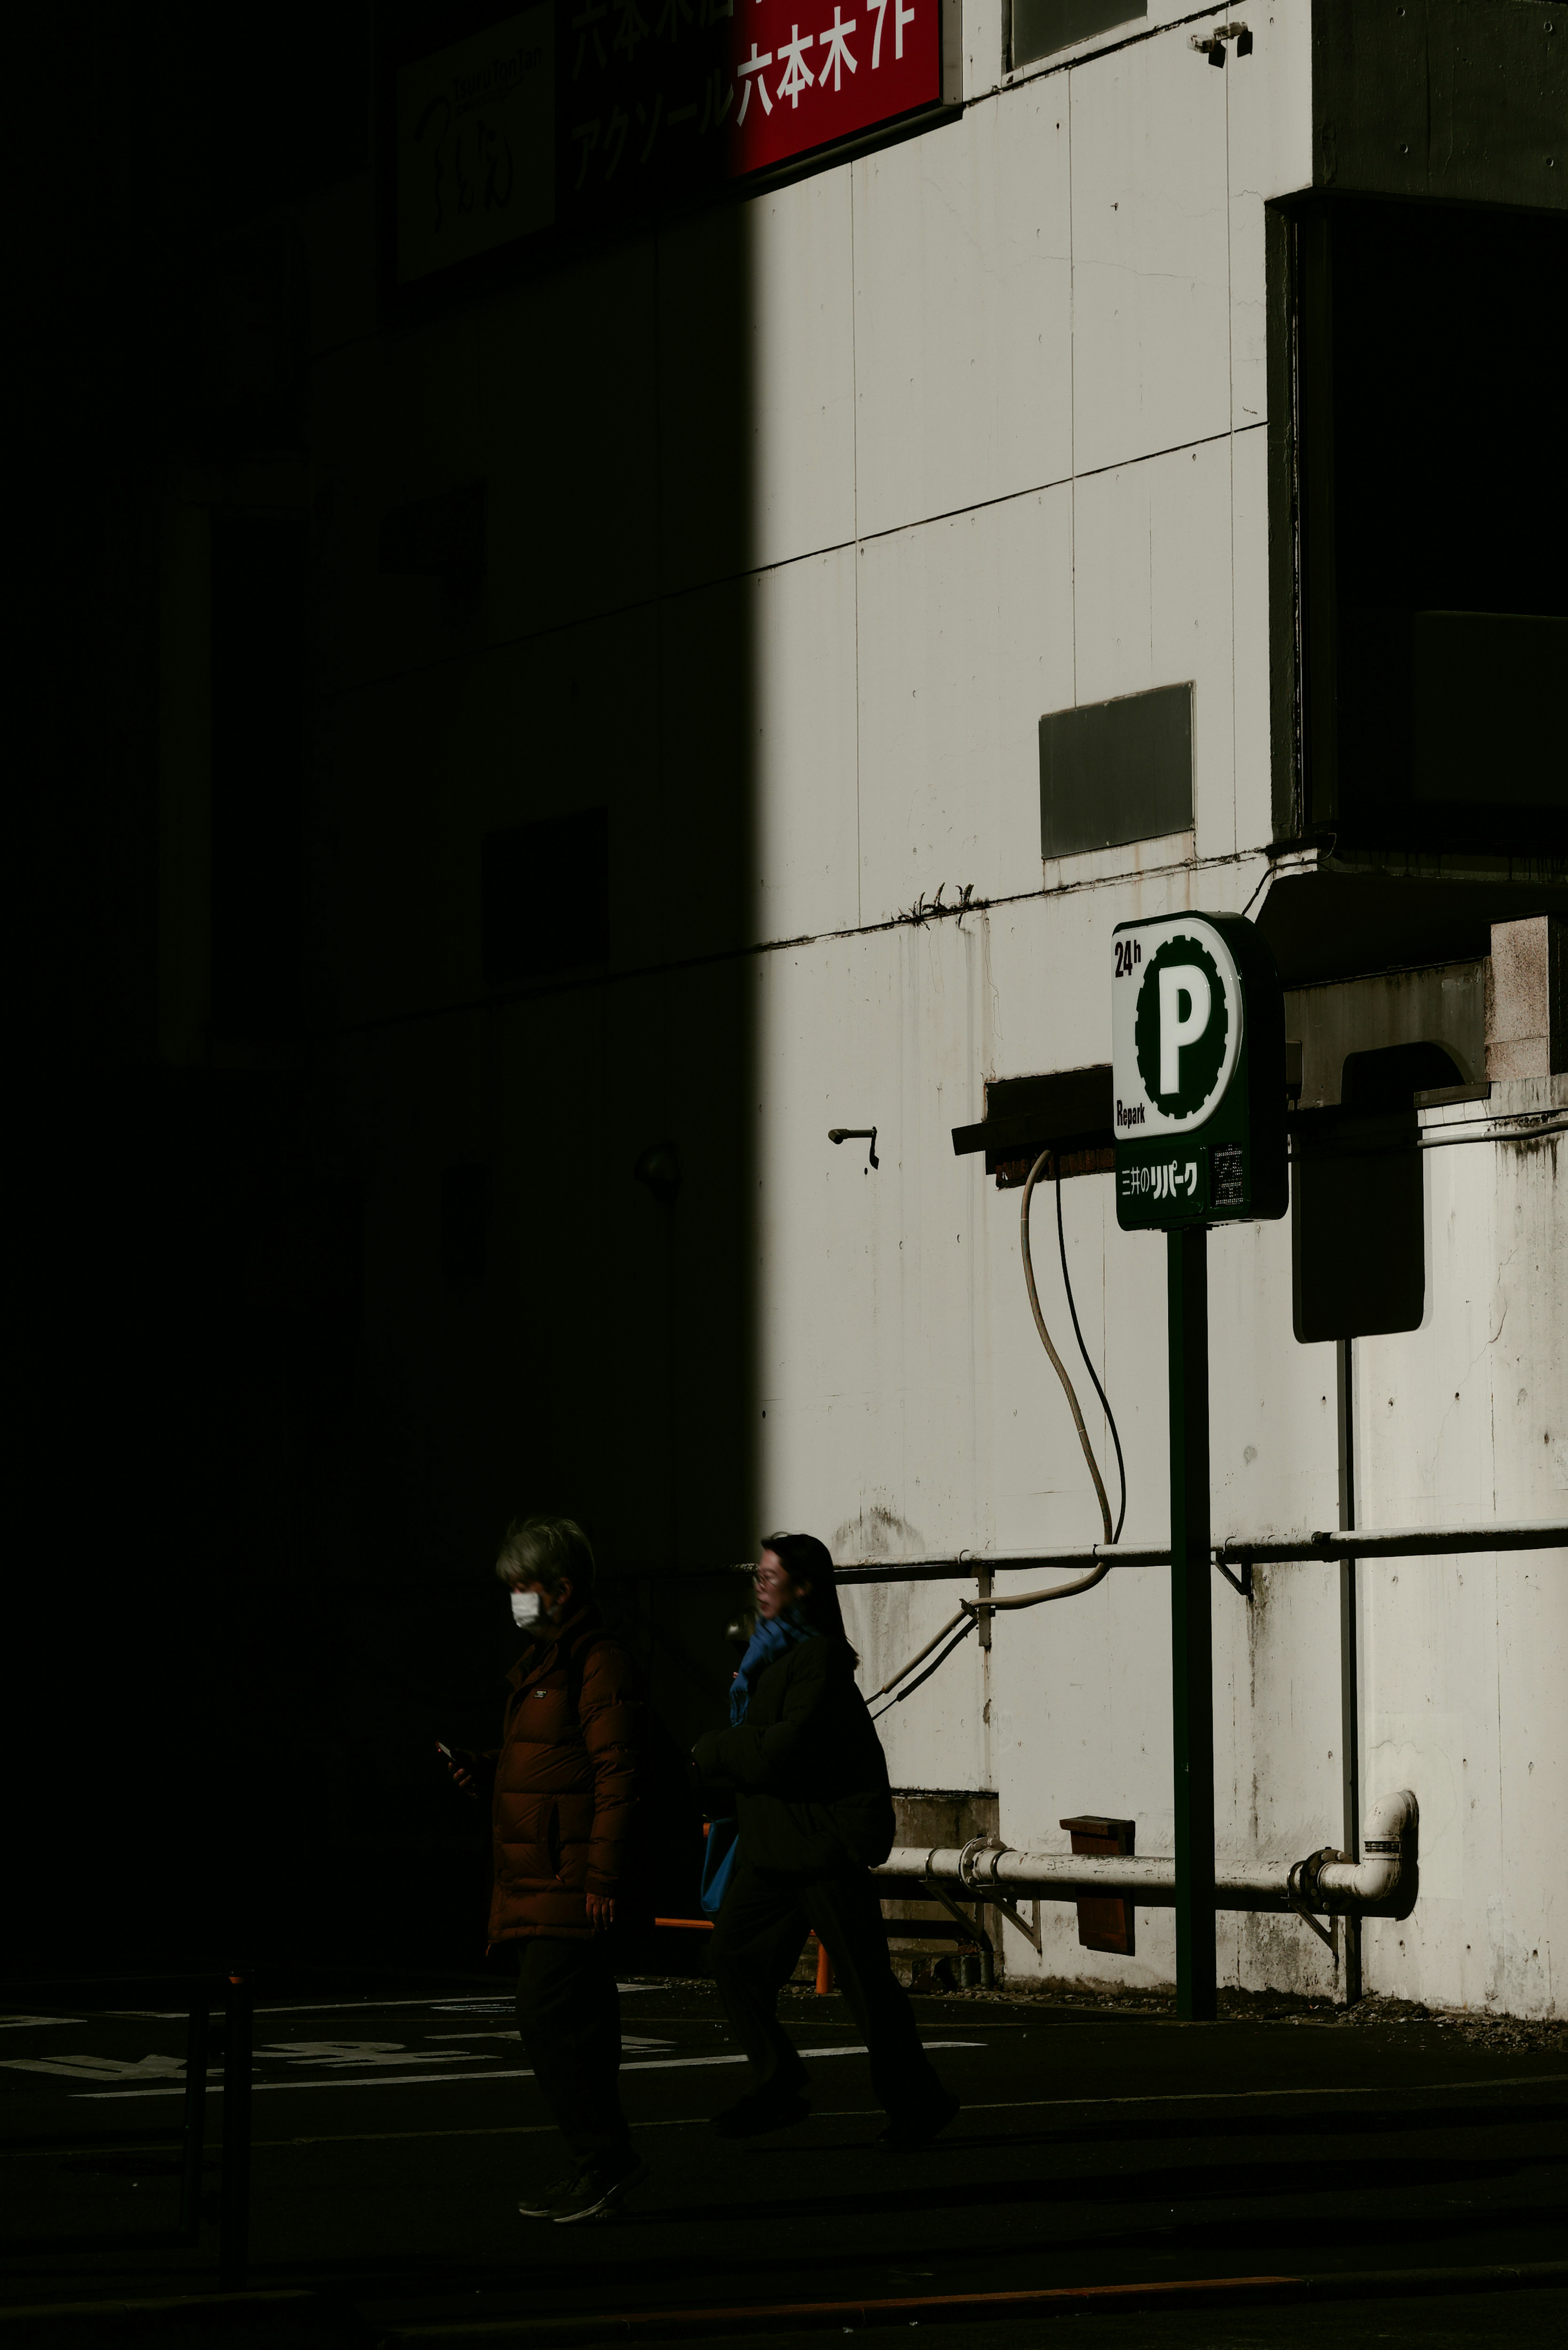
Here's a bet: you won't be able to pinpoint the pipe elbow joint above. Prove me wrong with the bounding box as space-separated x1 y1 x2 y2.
1309 1789 1420 1919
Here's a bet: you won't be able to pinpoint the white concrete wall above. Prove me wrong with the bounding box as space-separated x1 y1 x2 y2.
1352 1101 1567 2018
307 0 1565 2011
730 2 1565 2013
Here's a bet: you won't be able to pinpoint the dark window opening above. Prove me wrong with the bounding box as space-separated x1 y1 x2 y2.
210 513 305 1037
1288 197 1568 858
1012 1 1145 71
481 809 610 985
1039 683 1193 863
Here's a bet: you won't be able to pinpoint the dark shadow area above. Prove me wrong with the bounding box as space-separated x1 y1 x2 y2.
11 2195 1549 2307
607 2154 1548 2239
15 0 761 1981
926 2096 1568 2152
211 515 307 1037
1292 196 1567 860
2 2227 205 2259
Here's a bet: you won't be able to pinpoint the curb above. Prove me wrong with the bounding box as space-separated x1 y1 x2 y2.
0 2294 323 2324
5 2263 1564 2345
378 2260 1568 2343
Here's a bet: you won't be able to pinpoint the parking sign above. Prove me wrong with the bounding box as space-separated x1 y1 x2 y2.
1111 912 1287 1231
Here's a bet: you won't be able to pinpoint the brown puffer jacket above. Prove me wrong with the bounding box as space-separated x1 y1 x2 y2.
487 1605 648 1942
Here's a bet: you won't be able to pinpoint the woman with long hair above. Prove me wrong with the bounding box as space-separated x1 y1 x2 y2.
692 1532 958 2149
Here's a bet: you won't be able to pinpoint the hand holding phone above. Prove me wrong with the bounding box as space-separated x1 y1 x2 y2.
437 1741 480 1798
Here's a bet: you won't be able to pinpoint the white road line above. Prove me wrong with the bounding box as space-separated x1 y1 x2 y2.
74 2042 986 2100
106 1988 662 2021
103 1999 515 2022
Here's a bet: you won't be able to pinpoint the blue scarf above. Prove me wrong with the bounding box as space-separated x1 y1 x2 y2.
729 1608 818 1723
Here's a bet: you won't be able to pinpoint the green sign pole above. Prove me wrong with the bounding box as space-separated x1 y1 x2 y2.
1114 910 1286 2024
1167 1224 1216 2022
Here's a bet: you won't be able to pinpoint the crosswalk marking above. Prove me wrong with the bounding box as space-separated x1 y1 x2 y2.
72 2042 986 2099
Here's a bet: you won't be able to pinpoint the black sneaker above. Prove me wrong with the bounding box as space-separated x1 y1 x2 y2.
711 2087 811 2140
875 2091 960 2151
517 2172 578 2220
550 2152 649 2225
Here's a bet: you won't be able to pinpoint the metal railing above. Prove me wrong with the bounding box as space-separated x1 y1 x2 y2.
1 1967 253 2289
828 1518 1567 1587
635 1520 1565 1589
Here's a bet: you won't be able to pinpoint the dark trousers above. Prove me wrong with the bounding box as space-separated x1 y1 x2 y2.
710 1858 947 2123
514 1934 630 2167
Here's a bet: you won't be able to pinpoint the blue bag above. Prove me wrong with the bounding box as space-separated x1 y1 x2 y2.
700 1817 740 1916
701 1607 819 1916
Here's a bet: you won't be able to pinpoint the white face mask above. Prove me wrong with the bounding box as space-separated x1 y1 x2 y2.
510 1589 544 1630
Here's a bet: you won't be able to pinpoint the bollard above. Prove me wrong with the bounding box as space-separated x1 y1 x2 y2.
179 1995 210 2241
813 1935 835 1995
219 1969 252 2289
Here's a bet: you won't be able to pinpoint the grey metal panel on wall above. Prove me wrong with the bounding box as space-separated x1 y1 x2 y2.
1312 0 1567 211
1011 0 1145 72
1038 682 1194 861
1292 1126 1426 1342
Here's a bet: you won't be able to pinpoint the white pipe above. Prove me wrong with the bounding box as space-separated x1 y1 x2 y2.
1311 1787 1418 1911
873 1790 1418 1920
833 1518 1567 1585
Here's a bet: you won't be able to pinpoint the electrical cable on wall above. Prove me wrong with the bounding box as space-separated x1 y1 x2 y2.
867 1148 1127 1710
869 1615 976 1720
1056 1168 1127 1543
1020 1148 1117 1545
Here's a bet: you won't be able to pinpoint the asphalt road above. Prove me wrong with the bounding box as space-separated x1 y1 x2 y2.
2 1979 1564 2345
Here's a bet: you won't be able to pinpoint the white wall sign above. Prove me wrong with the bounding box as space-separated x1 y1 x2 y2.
396 6 555 286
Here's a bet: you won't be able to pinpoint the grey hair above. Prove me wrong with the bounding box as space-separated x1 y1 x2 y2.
494 1515 596 1599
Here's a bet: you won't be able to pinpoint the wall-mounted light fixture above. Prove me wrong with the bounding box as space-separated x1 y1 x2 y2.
829 1126 879 1171
1194 20 1260 64
1192 20 1251 65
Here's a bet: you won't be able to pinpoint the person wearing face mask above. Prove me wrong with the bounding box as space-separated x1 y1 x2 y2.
691 1532 959 2151
441 1515 648 2223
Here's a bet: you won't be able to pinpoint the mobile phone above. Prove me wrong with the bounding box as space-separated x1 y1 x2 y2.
436 1741 453 1760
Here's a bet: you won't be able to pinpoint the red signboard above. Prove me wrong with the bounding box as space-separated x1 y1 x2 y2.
388 0 957 286
573 0 945 183
732 0 941 174
563 0 949 219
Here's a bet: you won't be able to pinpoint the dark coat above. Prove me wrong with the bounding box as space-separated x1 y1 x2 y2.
691 1638 895 1875
486 1605 648 1942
